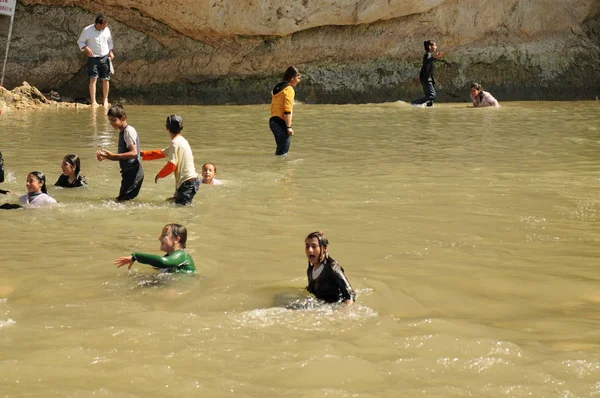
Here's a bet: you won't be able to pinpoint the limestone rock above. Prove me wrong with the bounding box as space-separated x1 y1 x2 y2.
0 0 598 103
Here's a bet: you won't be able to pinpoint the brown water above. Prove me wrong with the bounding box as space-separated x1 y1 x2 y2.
1 102 600 396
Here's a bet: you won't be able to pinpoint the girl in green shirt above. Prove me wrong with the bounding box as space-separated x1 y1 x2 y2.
114 223 196 274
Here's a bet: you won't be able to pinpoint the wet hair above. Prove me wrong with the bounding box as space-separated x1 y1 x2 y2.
28 171 48 194
166 114 183 134
470 82 482 91
202 163 217 173
95 15 106 25
166 223 188 249
424 40 435 51
283 66 301 82
63 154 81 176
107 104 127 119
305 231 337 265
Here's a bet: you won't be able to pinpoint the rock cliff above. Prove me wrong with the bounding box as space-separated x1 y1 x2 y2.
0 0 598 103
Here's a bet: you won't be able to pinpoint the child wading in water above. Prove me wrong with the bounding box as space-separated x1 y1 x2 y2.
20 171 57 205
55 154 88 188
411 40 444 107
96 104 144 201
114 224 196 274
305 231 355 304
269 66 301 156
201 163 222 185
141 115 199 205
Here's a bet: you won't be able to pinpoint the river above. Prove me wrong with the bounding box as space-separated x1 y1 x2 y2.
1 101 600 396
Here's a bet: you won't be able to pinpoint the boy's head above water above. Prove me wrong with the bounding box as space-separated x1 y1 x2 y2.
107 104 127 129
166 114 183 135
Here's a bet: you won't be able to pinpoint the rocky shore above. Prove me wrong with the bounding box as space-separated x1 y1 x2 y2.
0 82 85 111
0 1 598 104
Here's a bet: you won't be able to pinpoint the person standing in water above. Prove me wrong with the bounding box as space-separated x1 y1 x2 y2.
411 40 444 107
304 231 355 304
96 104 144 201
114 224 196 274
140 115 199 205
77 14 114 107
269 66 301 156
470 82 499 107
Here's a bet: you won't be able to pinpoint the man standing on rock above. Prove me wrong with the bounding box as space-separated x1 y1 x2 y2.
77 14 114 107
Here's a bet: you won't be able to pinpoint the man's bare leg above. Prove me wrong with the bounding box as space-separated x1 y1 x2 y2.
89 78 99 106
102 79 110 108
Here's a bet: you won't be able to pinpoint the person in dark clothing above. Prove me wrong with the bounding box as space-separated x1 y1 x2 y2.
411 40 444 107
55 154 88 188
96 104 144 201
305 231 355 304
269 66 302 156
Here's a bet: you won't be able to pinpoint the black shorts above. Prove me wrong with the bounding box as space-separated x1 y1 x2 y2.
87 55 110 80
174 178 200 206
117 165 144 201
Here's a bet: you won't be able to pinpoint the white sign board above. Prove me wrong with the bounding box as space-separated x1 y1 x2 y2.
0 0 16 17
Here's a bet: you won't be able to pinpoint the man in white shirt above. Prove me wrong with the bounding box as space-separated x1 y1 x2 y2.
77 14 114 107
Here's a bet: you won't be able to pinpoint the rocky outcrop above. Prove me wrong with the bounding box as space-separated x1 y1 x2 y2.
0 81 84 111
0 0 598 103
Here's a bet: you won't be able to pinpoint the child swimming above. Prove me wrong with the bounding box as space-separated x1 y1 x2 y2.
55 154 88 188
200 163 222 185
20 171 57 205
470 82 499 107
114 223 196 274
304 231 355 304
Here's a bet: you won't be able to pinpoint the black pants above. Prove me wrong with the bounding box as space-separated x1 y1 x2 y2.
269 117 291 156
411 81 436 106
118 165 144 201
173 178 200 206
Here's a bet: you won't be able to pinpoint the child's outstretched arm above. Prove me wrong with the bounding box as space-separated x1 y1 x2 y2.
141 149 166 161
115 256 135 270
154 162 176 183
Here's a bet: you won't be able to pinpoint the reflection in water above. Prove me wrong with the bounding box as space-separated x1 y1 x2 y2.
1 102 600 396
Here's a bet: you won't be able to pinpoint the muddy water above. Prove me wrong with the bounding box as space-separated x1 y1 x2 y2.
1 101 600 396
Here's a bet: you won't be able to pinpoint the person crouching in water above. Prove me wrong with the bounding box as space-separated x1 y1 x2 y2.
470 82 499 107
411 40 444 107
269 66 301 156
21 171 57 205
305 231 355 305
114 223 196 274
55 154 88 188
141 115 199 205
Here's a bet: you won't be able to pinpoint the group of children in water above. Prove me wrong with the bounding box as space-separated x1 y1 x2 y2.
3 39 496 305
0 99 356 306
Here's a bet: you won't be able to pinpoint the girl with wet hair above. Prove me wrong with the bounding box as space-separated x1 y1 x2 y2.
19 171 57 205
269 65 302 156
470 82 499 107
55 154 88 188
304 231 356 304
114 223 196 274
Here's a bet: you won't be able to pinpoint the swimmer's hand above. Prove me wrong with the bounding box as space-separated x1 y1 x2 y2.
287 127 294 136
115 256 135 270
154 174 160 184
435 51 444 59
343 299 354 305
0 189 9 195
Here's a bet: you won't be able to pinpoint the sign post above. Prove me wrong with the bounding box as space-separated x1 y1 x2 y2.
0 0 17 87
